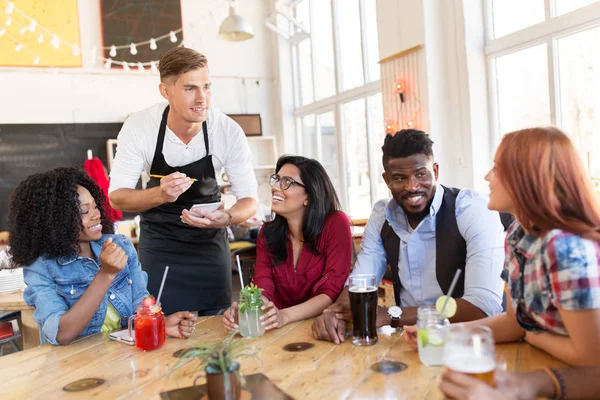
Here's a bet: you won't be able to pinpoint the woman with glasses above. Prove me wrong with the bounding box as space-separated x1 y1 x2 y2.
223 155 352 331
405 127 600 366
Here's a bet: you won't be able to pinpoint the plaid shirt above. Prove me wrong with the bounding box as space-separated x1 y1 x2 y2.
504 222 600 336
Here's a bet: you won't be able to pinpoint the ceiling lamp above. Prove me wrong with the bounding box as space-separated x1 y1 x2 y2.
219 0 254 42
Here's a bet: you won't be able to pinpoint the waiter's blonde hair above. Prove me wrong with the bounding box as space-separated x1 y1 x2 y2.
158 47 208 82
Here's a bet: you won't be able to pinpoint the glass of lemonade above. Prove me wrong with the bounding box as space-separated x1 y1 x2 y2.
443 325 497 387
417 305 449 366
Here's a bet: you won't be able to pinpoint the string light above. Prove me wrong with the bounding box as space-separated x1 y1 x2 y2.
385 123 395 134
33 56 40 65
0 0 186 72
386 78 421 132
50 33 60 49
122 62 129 71
395 81 405 103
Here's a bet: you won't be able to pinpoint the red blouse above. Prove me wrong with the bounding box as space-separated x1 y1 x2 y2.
251 211 352 310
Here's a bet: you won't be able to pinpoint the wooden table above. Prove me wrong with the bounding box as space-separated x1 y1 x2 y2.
0 316 566 399
0 290 38 350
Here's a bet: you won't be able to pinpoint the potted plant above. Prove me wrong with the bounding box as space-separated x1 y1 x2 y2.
179 332 255 400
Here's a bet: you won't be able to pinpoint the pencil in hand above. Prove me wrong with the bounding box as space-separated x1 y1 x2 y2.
150 174 197 182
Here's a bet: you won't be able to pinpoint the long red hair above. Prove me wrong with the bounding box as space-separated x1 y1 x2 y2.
495 126 600 241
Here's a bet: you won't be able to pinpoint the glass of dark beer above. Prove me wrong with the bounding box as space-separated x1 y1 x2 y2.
349 274 378 346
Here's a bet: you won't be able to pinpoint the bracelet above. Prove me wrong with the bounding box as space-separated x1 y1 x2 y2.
224 211 233 228
541 367 565 400
549 368 566 400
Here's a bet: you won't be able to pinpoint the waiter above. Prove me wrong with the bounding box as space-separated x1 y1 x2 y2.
108 47 258 316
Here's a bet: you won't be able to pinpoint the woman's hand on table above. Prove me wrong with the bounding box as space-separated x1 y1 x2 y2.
165 311 197 339
261 299 288 330
222 302 239 332
439 370 540 400
402 324 418 347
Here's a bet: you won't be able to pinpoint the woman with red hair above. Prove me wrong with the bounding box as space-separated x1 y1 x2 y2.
405 127 600 368
481 126 600 366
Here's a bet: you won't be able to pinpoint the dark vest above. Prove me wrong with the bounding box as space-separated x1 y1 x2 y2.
380 186 512 306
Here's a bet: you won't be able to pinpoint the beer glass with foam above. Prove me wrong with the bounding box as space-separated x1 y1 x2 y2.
443 325 497 387
349 274 378 346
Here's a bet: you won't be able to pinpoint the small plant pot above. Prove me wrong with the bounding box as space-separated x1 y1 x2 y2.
205 362 241 400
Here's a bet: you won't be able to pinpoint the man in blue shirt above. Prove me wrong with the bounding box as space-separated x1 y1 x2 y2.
312 129 506 344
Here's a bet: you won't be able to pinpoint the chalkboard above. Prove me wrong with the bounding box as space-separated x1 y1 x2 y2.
0 123 123 231
100 0 182 66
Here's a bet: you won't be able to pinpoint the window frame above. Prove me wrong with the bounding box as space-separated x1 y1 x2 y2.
289 0 382 216
484 0 600 153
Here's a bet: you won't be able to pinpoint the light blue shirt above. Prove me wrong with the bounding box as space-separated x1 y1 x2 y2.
352 185 505 316
23 234 149 345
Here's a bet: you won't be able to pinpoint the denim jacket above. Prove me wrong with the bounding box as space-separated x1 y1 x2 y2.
23 234 149 345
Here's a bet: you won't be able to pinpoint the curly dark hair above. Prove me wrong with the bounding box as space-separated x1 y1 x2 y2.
382 129 434 170
263 155 342 266
8 167 114 266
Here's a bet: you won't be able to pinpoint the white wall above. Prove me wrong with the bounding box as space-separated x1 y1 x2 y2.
0 0 278 138
375 0 491 190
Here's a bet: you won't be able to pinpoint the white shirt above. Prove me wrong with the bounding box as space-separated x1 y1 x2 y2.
108 102 258 201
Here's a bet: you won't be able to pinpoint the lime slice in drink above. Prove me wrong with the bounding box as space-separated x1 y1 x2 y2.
436 295 457 318
418 329 429 347
428 330 444 346
239 302 248 314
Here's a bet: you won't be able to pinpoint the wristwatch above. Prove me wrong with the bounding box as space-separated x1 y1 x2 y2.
388 305 403 329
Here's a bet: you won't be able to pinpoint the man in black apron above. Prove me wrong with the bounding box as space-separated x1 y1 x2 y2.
109 48 258 315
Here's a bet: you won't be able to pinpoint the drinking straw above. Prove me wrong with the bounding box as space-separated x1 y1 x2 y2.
236 255 245 289
156 266 170 305
440 269 462 316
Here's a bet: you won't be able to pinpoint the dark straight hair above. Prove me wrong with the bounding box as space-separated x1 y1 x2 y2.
263 155 342 266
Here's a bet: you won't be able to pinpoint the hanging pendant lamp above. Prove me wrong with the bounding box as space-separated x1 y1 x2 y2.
219 0 254 42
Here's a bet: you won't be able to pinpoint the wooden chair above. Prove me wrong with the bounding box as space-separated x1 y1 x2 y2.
231 244 257 287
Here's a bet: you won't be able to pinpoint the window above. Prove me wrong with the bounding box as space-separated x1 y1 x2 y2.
486 0 600 188
290 0 382 218
490 0 545 38
495 44 551 133
311 0 336 100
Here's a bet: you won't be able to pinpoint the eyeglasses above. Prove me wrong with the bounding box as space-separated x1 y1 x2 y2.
269 174 305 191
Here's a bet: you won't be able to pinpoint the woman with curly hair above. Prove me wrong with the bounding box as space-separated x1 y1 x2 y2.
222 155 352 331
9 167 196 345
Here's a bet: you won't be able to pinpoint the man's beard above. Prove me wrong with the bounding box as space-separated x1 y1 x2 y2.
399 194 434 222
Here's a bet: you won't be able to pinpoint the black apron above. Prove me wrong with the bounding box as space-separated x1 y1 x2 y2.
138 106 231 315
